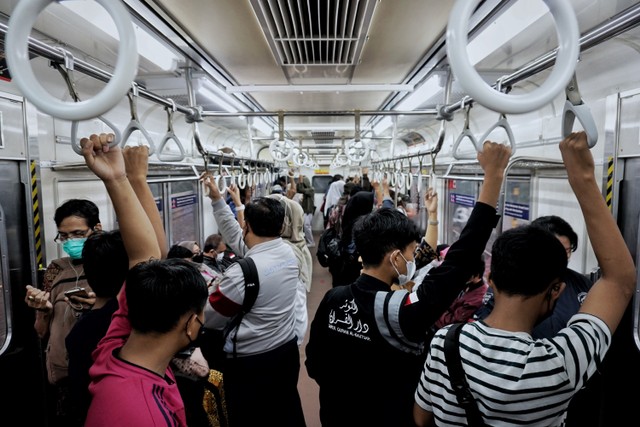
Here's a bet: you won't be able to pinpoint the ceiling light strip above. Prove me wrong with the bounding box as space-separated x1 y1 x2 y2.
227 84 414 92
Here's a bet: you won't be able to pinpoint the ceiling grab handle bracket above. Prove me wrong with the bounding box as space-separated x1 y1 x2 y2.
446 0 580 114
562 73 598 148
5 0 138 121
269 111 294 161
346 110 370 163
51 55 121 155
389 115 398 159
246 117 256 159
157 98 186 162
120 83 156 156
452 96 479 160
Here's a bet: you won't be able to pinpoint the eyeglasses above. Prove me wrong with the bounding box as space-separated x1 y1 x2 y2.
54 229 91 243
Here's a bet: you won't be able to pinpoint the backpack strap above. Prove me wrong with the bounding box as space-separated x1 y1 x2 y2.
226 257 260 357
443 323 486 427
236 257 259 312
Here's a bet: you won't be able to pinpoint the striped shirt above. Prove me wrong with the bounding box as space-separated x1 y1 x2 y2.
415 314 611 426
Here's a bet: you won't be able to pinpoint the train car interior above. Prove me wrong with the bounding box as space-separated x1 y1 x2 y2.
1 0 640 425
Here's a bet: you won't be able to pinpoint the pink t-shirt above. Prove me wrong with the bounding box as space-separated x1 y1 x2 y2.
85 285 187 426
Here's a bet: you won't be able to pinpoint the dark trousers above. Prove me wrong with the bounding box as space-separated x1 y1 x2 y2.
223 338 306 427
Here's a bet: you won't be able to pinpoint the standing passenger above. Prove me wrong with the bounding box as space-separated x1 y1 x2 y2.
323 175 344 227
66 143 157 426
305 142 510 427
296 175 316 247
268 192 312 341
25 199 101 427
413 132 636 426
474 214 593 338
65 230 126 426
79 134 207 426
202 173 306 427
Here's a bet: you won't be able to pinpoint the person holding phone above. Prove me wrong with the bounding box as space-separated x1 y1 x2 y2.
24 199 102 426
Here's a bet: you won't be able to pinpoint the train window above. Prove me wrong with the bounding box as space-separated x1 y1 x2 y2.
445 179 479 243
312 175 333 193
149 183 164 225
502 179 531 231
168 180 200 246
444 177 499 260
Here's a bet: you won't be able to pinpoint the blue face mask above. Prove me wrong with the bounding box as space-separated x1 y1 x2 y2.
62 238 87 260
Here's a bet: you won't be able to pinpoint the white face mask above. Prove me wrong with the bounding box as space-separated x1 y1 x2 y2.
391 251 416 285
216 252 225 262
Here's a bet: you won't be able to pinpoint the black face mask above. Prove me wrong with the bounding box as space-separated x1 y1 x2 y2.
534 286 558 328
192 253 204 263
175 316 206 359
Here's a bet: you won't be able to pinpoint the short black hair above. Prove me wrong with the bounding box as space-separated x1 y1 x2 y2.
82 230 127 298
531 215 578 252
490 225 567 297
54 199 101 228
245 197 285 237
125 258 208 334
353 208 420 267
203 234 224 253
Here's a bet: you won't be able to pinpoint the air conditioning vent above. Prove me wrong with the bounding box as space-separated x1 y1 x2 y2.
250 0 378 79
311 131 336 144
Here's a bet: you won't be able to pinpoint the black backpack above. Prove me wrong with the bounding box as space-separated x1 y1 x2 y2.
317 227 342 268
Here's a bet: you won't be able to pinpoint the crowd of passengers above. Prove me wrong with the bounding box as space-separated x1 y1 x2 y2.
23 130 635 427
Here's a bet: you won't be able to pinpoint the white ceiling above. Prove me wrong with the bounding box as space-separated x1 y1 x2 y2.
2 0 640 164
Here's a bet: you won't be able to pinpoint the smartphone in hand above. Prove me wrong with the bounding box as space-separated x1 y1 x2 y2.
64 287 90 299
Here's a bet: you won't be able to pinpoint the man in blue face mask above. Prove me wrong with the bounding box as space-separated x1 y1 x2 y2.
24 198 101 426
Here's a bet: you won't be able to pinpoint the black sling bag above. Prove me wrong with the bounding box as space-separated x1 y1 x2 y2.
227 257 260 357
443 323 486 427
200 257 260 369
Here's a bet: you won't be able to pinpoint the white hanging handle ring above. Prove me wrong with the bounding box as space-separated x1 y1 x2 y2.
562 74 598 148
5 0 138 121
478 114 516 155
71 118 121 155
446 0 580 114
237 171 247 190
562 102 598 148
269 138 294 161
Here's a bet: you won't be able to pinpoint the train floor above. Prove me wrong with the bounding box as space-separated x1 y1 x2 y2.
298 231 330 427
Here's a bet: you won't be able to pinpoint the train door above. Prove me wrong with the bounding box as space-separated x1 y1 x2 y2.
312 174 333 230
600 88 640 425
0 94 46 424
